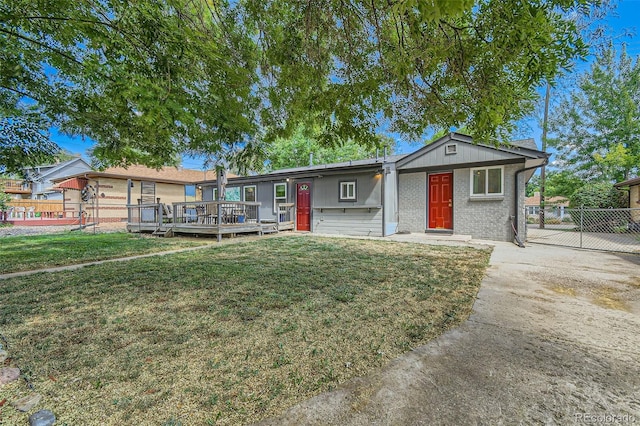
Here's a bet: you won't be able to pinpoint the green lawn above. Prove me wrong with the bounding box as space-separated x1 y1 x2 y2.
0 236 491 425
0 232 208 274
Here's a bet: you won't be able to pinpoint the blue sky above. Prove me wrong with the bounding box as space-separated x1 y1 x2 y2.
54 0 640 170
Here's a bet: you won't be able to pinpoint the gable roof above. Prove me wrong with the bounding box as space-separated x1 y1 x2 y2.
396 132 548 170
24 157 91 180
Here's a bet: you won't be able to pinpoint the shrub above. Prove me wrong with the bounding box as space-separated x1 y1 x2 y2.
569 182 627 209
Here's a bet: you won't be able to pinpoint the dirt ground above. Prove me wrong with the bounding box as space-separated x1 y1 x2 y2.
0 222 126 237
257 240 640 425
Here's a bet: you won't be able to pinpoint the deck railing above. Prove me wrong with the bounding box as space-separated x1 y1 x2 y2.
0 179 31 194
171 201 261 225
127 203 163 226
3 200 77 220
276 203 295 227
127 201 263 228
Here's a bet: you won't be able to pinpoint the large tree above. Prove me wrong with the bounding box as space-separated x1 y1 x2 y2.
265 126 395 172
0 116 59 174
549 44 640 183
1 0 595 170
526 170 584 197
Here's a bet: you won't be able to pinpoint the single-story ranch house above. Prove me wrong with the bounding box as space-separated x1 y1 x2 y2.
198 133 548 242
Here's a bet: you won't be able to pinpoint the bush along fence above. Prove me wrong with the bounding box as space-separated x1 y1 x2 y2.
526 206 640 253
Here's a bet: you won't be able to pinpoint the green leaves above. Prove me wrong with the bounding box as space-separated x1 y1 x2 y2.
549 44 640 183
1 0 594 170
0 117 60 174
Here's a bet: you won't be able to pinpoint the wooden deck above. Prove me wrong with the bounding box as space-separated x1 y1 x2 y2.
126 201 295 238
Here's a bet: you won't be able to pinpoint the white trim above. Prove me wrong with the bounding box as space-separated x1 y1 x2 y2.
339 181 357 201
274 182 287 213
470 166 504 197
243 185 257 202
444 143 457 155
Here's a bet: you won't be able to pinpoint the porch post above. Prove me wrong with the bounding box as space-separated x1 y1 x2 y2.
216 168 222 243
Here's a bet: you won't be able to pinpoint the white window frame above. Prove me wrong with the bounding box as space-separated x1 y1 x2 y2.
274 182 287 213
470 166 504 197
339 181 357 201
243 185 257 202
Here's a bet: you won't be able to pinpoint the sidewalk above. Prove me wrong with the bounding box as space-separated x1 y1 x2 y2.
257 241 640 425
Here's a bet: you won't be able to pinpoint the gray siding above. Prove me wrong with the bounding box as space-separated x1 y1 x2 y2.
32 160 91 198
311 172 381 208
398 143 524 171
310 172 382 235
398 172 427 233
314 208 383 237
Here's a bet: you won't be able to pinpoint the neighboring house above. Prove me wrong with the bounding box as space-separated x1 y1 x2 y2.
198 133 548 242
53 165 222 223
0 177 32 199
524 192 570 219
614 176 640 223
22 157 92 200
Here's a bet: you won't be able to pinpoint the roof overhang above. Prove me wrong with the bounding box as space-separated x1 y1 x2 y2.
196 163 383 186
53 177 88 191
52 172 201 186
614 176 640 188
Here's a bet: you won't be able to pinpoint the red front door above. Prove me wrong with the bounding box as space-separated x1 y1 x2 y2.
428 173 453 230
296 183 311 231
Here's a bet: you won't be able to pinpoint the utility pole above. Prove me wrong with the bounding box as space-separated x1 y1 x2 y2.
540 82 550 229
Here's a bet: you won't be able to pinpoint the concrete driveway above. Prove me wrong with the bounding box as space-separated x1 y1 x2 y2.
258 241 640 425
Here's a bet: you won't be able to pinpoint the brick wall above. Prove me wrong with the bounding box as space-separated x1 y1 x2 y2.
452 164 522 241
397 164 526 242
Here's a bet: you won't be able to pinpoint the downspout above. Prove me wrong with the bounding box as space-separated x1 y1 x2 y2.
381 167 386 237
513 158 548 247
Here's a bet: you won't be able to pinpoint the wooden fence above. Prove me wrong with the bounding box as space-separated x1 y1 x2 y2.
5 200 72 219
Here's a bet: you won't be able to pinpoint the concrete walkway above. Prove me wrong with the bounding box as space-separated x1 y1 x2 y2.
258 240 640 425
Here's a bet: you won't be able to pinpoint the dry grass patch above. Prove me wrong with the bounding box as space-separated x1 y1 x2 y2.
0 236 491 425
592 287 629 311
550 286 577 297
0 231 208 274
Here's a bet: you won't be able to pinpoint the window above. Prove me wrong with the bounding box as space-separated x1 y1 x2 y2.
471 167 503 196
339 181 357 201
225 187 241 201
445 143 457 155
274 183 287 212
140 181 155 203
185 185 196 202
212 187 241 201
243 185 256 202
527 206 540 215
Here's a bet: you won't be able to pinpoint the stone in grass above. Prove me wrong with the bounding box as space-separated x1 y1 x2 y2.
0 367 20 385
0 349 7 364
29 409 56 426
11 393 42 412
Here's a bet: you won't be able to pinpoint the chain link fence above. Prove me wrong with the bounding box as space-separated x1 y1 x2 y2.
526 207 640 253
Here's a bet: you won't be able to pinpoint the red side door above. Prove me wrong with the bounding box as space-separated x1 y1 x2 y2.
296 183 311 231
428 173 453 230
